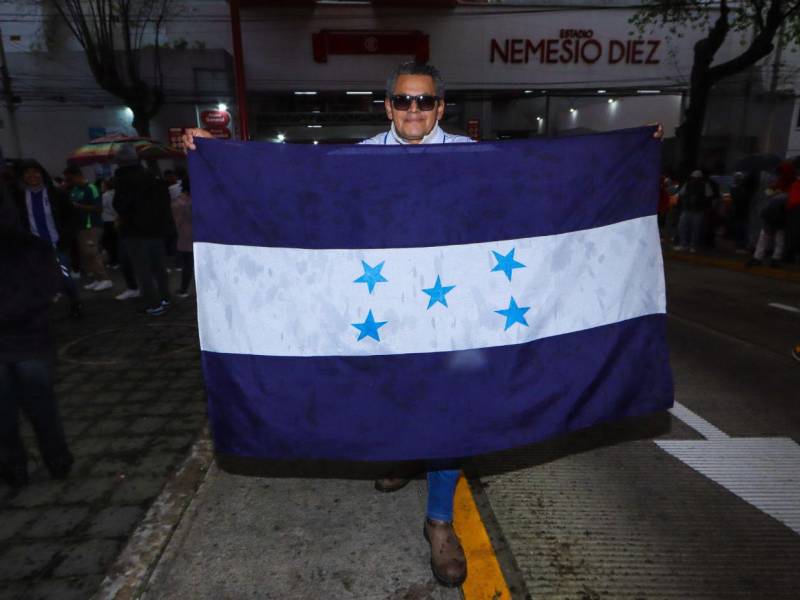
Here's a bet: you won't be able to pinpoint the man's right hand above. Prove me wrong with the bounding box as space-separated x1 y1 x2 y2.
182 128 214 152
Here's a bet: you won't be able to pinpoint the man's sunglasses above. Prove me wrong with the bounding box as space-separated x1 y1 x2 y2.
390 94 441 111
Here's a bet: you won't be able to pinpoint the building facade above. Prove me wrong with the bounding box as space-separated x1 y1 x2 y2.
1 0 798 175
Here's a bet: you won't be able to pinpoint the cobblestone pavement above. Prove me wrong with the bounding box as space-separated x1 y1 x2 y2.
0 275 207 600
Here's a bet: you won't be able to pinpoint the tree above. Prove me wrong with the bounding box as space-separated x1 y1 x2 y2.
632 0 800 173
49 0 172 136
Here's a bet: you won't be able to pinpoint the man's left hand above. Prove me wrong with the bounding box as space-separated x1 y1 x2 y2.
650 123 664 140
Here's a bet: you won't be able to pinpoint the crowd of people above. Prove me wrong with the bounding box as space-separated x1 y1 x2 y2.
659 160 800 268
4 145 194 317
658 160 800 363
0 143 194 487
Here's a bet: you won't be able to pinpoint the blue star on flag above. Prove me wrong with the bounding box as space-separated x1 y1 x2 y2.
495 296 530 331
354 260 388 294
422 275 456 309
352 310 388 342
491 248 525 281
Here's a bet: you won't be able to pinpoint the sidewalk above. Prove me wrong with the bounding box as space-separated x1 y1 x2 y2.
0 272 207 600
662 238 800 284
139 456 461 600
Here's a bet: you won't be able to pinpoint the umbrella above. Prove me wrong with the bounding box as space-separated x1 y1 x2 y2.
733 153 782 174
68 134 183 166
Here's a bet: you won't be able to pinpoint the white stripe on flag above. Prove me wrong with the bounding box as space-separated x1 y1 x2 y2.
195 215 665 357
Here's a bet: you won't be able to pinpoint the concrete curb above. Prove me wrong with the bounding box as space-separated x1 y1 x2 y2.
91 428 214 600
664 250 800 284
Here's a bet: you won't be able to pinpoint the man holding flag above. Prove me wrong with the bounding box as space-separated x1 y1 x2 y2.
185 61 473 587
183 63 667 589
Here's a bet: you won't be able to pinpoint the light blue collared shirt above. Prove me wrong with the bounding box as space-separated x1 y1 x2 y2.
359 123 474 146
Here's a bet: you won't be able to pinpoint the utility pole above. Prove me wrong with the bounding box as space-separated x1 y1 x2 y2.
0 28 22 158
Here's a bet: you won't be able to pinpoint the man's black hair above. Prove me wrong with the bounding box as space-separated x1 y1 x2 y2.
17 159 54 188
386 61 445 98
63 165 82 176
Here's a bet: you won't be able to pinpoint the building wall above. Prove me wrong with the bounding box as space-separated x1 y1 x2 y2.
786 100 800 157
231 5 740 92
552 94 682 136
0 46 232 175
1 0 799 171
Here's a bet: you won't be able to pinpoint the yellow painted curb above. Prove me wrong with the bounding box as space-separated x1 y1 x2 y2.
453 476 512 600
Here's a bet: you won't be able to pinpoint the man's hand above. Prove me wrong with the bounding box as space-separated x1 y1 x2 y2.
650 123 664 140
182 128 214 152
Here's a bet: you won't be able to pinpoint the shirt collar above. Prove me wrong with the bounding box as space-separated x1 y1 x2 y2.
390 122 444 145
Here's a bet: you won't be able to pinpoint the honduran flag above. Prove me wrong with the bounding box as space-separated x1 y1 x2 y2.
188 126 673 461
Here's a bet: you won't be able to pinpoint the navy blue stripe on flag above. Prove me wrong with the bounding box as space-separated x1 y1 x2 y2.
201 314 673 461
189 127 660 250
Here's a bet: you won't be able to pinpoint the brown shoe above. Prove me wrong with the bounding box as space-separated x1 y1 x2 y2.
374 462 421 493
423 518 467 587
374 477 411 493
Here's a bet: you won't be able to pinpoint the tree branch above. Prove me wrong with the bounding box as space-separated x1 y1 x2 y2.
752 0 766 30
782 0 800 20
708 0 784 82
49 0 171 131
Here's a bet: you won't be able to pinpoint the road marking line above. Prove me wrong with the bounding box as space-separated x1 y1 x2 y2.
656 438 800 535
663 402 800 535
669 402 730 440
454 476 512 600
768 302 800 314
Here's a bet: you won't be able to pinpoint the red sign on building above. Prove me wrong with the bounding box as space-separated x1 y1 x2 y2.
200 110 231 127
490 30 662 66
312 30 429 63
195 109 232 139
204 126 232 140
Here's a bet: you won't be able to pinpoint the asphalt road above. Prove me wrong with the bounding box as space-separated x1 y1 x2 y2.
664 260 800 439
472 259 800 599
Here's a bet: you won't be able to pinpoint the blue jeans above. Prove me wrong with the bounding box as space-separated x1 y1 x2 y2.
0 359 70 468
427 461 461 522
126 237 171 308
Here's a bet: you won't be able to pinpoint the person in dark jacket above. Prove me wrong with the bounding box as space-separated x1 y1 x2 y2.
0 183 74 487
112 143 176 315
729 171 756 252
13 160 82 317
676 170 716 252
748 162 795 267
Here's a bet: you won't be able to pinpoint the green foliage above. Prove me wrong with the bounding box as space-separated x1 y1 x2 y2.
630 1 800 43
